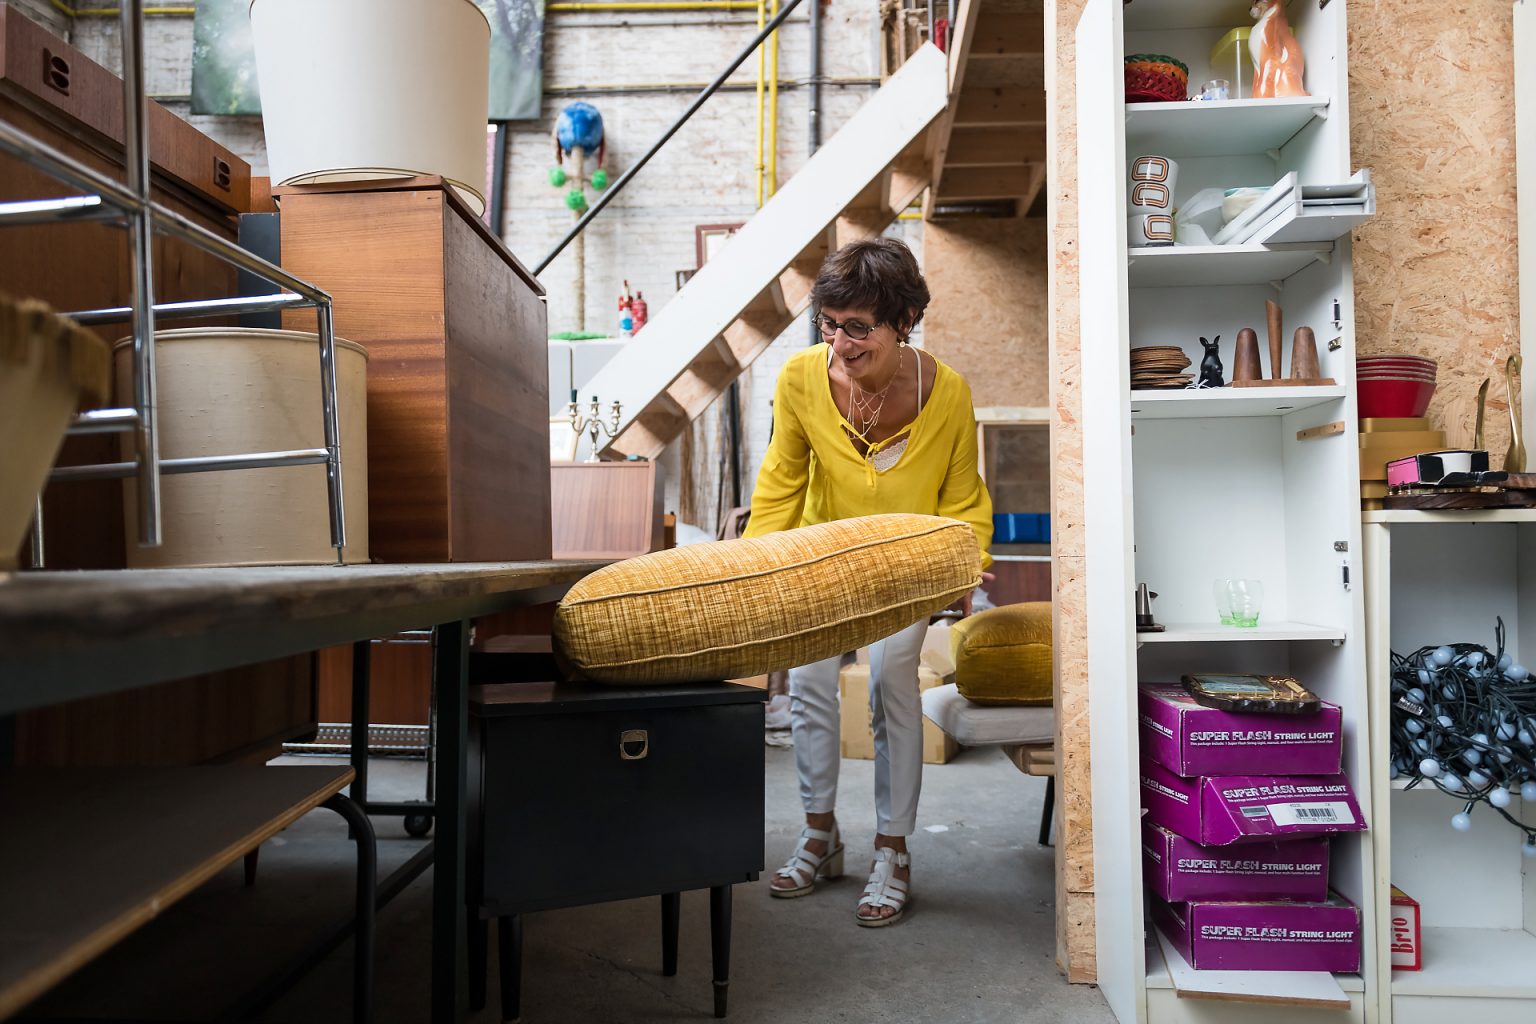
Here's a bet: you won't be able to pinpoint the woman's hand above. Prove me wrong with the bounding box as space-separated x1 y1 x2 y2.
954 571 996 617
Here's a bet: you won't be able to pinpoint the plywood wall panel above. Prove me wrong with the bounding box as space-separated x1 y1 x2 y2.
1047 0 1093 983
1349 4 1521 457
925 217 1050 410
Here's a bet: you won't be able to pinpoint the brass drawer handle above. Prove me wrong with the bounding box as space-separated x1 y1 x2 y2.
619 729 648 760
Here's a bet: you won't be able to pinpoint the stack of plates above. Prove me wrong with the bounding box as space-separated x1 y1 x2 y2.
1131 346 1193 389
1358 354 1437 382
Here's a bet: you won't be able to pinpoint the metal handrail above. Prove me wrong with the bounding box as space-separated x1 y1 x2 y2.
534 0 806 275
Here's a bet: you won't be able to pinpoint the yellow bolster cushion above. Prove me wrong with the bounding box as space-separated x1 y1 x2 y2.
553 513 982 685
950 602 1053 705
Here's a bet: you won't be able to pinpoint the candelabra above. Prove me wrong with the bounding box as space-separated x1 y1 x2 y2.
569 395 621 462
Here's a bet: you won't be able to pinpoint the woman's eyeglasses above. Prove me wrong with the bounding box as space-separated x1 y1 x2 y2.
814 314 882 341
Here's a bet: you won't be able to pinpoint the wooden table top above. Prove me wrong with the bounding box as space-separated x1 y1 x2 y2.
0 765 354 1020
0 561 605 713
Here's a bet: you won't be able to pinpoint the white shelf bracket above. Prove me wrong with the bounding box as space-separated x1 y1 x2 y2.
1266 147 1282 161
1312 104 1331 121
1268 279 1286 293
1330 638 1345 648
1312 248 1334 266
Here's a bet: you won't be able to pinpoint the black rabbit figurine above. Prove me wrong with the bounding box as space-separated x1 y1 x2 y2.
1197 335 1224 388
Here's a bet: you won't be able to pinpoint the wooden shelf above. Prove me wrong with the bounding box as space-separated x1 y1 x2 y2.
1128 243 1334 288
1363 509 1536 525
1130 386 1346 419
1392 926 1536 1000
1138 622 1345 643
0 766 354 1020
1125 97 1330 158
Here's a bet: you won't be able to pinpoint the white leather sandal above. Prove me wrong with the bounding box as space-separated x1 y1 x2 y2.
855 847 911 927
769 824 844 898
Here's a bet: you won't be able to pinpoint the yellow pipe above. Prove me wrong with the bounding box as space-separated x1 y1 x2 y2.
766 0 779 197
51 3 196 13
753 0 766 207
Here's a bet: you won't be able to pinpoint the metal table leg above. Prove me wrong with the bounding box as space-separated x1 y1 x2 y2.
350 639 371 809
323 792 377 1024
431 619 470 1024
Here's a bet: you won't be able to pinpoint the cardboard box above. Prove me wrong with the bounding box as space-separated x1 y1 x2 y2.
839 663 958 764
1390 885 1422 971
1140 759 1366 846
1139 682 1343 777
1142 821 1330 903
1152 894 1362 972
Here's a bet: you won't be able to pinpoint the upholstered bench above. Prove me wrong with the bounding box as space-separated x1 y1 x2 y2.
921 683 1058 845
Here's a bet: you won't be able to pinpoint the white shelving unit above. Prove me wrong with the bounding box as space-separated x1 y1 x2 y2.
1362 512 1536 1024
1077 1 1372 1021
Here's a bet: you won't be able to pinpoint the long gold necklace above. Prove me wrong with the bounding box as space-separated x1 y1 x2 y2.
846 347 905 441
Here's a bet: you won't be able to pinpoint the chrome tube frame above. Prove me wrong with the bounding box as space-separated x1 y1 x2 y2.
50 449 332 484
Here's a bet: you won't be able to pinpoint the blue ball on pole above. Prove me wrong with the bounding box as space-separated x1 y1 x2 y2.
556 102 605 156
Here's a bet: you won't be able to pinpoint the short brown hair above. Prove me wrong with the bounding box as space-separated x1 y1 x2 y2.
810 237 930 335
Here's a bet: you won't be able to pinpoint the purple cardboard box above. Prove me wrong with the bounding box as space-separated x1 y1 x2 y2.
1140 758 1366 846
1152 894 1362 972
1139 682 1343 777
1142 821 1330 902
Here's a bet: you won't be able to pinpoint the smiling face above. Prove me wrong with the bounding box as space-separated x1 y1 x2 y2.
820 306 906 384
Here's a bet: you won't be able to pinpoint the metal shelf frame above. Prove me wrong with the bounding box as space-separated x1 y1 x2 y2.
1 0 345 563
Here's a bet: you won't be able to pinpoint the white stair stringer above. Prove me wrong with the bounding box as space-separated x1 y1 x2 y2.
584 43 950 460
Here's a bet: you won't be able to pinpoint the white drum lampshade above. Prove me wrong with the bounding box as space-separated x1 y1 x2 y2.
249 0 491 214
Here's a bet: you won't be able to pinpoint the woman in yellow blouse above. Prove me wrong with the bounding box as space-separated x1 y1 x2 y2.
745 238 992 926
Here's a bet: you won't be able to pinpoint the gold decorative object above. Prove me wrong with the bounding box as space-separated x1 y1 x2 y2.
1475 377 1490 450
1506 355 1526 473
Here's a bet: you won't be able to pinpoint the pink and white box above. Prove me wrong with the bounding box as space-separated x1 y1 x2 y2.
1152 894 1363 972
1140 758 1367 846
1139 682 1343 777
1142 821 1330 903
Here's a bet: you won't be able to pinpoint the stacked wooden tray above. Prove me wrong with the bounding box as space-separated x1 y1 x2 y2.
1130 346 1193 390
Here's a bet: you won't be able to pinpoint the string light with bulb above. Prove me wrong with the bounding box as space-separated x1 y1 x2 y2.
1389 618 1536 857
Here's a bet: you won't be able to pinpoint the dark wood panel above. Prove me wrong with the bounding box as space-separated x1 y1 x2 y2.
0 3 251 214
986 560 1052 606
315 639 432 725
279 182 551 562
14 654 316 767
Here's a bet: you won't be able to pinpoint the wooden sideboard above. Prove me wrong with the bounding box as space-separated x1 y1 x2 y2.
278 178 553 564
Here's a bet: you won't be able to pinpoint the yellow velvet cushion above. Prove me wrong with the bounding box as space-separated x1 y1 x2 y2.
554 513 982 685
950 602 1053 705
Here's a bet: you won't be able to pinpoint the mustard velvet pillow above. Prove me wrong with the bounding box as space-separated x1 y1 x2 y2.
554 514 982 685
949 602 1053 705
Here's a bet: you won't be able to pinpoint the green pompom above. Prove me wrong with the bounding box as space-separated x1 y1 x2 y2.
564 188 589 212
590 168 609 191
548 166 567 187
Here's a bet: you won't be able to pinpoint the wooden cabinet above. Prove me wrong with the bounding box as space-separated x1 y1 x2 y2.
551 460 665 560
1076 1 1374 1019
279 179 552 563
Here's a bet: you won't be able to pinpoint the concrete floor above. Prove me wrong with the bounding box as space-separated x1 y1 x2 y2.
31 742 1112 1024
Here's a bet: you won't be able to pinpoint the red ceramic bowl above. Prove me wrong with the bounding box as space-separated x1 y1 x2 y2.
1359 361 1438 374
1359 378 1435 418
1360 373 1437 384
1360 369 1437 378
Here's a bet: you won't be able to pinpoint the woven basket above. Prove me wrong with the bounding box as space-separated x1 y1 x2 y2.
1125 53 1189 103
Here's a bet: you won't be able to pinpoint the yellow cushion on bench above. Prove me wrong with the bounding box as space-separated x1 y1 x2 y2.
950 602 1053 705
554 514 982 685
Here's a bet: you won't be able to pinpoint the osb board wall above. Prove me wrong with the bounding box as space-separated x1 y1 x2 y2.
1350 4 1521 458
1046 0 1094 984
924 218 1051 410
1046 0 1526 987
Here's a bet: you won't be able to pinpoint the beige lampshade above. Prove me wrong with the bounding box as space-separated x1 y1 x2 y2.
249 0 491 213
114 329 370 568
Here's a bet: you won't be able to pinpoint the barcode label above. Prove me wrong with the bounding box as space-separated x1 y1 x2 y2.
1270 801 1355 827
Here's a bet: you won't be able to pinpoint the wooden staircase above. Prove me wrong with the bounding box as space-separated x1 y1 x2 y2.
584 43 950 460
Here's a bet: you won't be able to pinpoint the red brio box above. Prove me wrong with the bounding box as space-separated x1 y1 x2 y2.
1390 885 1421 971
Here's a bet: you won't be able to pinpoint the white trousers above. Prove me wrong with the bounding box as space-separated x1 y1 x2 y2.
788 617 929 837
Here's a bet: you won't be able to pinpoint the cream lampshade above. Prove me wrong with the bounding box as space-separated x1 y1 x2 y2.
249 0 491 213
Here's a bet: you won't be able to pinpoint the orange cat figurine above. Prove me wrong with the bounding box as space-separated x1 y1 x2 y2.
1249 0 1309 98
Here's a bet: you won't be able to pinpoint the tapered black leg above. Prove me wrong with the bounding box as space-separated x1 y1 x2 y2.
469 916 488 1012
709 885 731 1018
1039 774 1056 847
661 892 681 976
498 914 523 1023
243 847 260 887
432 620 470 1024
